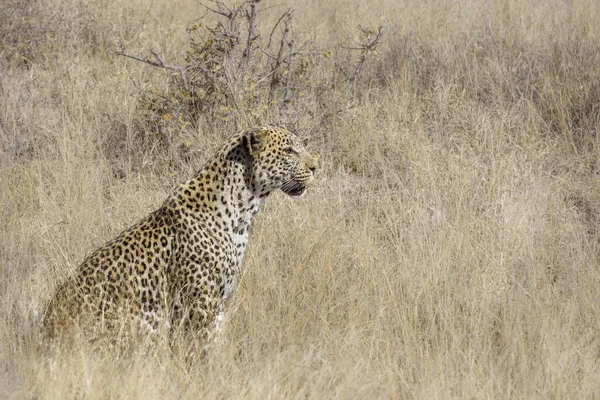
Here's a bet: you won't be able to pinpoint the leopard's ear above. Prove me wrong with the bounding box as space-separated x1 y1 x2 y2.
244 127 267 156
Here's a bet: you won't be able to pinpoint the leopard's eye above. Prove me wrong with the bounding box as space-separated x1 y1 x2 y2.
285 147 299 155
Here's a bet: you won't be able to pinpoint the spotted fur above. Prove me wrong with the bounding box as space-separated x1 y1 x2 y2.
44 126 317 340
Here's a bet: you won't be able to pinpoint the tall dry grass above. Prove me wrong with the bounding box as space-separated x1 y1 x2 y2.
2 0 600 398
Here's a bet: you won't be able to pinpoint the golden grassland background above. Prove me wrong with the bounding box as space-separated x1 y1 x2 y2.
2 0 600 398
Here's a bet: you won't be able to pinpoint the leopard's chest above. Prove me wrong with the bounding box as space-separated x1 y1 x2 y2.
217 231 247 302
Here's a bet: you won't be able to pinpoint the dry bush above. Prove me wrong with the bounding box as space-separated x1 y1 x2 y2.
2 0 600 398
119 0 387 167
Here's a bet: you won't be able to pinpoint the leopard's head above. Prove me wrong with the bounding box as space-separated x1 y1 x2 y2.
244 126 317 198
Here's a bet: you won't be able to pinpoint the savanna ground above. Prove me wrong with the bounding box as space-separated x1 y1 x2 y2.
2 0 600 398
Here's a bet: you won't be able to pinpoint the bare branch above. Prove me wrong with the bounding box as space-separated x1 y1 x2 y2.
338 45 367 51
195 0 245 42
188 61 220 84
242 0 260 65
292 50 324 56
117 43 189 92
270 10 293 95
335 61 352 81
281 36 295 116
293 39 312 53
257 3 286 13
267 11 288 49
193 0 231 18
338 25 386 96
256 44 277 60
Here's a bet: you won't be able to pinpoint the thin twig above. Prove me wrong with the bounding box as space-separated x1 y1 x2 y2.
256 44 277 60
258 3 285 13
340 25 386 96
117 43 189 92
270 10 293 96
242 0 259 64
193 0 231 17
267 11 288 49
281 36 295 116
339 45 368 51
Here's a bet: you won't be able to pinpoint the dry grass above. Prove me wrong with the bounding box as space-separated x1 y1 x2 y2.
2 0 600 398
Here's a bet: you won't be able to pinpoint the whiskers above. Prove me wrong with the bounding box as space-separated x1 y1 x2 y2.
281 179 306 197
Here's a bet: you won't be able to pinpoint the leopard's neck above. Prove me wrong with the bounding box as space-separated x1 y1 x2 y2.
170 140 265 263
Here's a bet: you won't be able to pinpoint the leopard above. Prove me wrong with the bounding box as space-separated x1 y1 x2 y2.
43 125 317 342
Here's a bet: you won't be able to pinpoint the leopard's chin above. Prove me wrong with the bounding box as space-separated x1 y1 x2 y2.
281 183 307 198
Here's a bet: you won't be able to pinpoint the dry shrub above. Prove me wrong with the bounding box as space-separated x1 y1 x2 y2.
117 0 389 167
